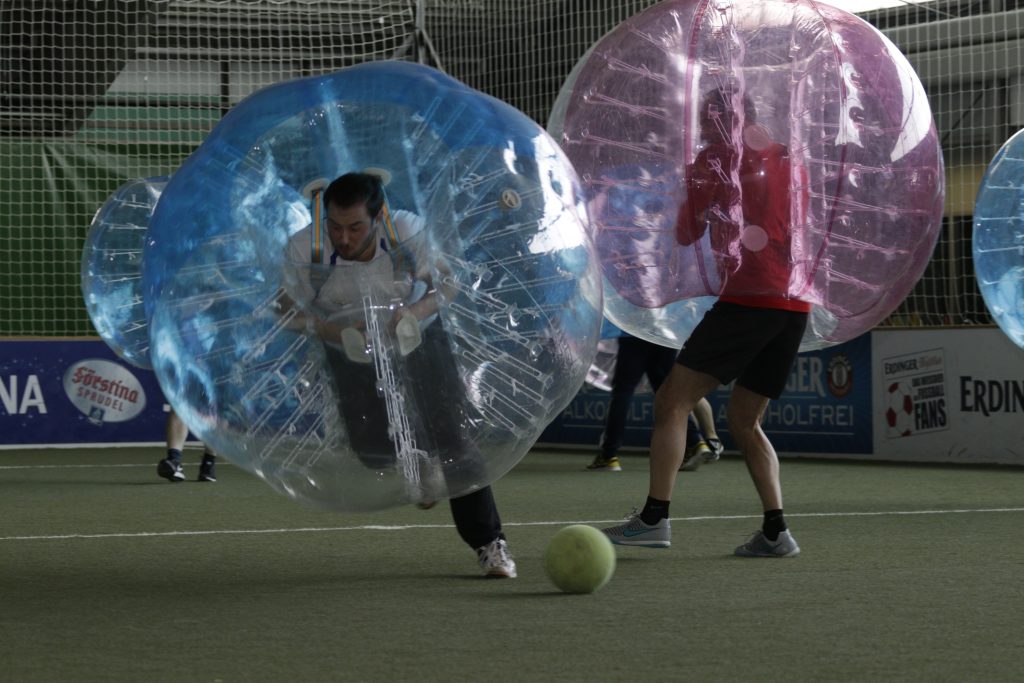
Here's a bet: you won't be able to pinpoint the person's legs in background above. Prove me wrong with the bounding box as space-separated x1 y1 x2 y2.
197 446 217 482
679 413 710 471
158 409 218 483
589 336 649 471
157 410 188 482
693 397 724 461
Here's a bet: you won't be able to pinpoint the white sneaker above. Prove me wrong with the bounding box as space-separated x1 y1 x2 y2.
476 538 517 578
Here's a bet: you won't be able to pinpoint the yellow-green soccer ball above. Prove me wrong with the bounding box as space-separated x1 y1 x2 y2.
543 524 616 594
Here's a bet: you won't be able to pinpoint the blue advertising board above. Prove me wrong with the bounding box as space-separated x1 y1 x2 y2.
5 334 872 453
537 381 657 452
0 339 169 447
539 333 873 455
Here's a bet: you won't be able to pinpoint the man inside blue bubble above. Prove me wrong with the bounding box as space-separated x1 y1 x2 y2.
278 172 516 579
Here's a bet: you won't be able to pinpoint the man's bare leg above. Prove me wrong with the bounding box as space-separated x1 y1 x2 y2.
727 385 799 557
726 385 780 510
601 364 720 547
648 364 721 501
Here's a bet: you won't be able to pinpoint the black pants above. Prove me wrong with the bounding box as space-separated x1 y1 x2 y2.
600 336 701 458
326 320 502 550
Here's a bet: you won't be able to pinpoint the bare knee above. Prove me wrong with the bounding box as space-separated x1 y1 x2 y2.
652 365 720 428
726 408 756 444
653 385 693 426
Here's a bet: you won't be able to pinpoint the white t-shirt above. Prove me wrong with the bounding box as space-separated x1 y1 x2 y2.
282 209 431 318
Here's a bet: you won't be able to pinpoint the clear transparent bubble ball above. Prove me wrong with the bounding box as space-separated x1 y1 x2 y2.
974 128 1024 349
81 177 168 369
142 62 601 511
549 0 944 351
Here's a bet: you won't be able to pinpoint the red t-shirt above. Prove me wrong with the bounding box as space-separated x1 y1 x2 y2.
675 137 811 313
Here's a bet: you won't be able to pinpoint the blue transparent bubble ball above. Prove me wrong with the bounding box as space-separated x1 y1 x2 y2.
974 128 1024 348
81 177 169 369
142 62 602 511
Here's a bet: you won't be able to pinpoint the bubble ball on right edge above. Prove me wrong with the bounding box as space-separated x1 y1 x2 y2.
973 128 1024 348
544 525 616 594
549 0 945 351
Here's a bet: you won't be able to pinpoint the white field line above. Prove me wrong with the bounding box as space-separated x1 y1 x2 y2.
0 463 153 469
2 507 1023 542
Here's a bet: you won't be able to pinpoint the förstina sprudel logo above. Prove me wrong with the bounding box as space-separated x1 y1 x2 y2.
63 359 146 425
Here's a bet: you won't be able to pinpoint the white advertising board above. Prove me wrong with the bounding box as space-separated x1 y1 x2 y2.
873 328 1024 465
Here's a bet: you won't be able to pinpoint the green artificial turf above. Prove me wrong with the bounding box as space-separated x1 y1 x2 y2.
1 448 1021 682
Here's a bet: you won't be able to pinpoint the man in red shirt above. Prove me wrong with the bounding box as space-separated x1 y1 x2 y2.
602 86 810 557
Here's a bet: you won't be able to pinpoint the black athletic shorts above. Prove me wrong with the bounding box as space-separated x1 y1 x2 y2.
676 301 808 400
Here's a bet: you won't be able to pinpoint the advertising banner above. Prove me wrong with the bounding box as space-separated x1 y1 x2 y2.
1 339 168 447
537 382 656 453
539 334 873 456
873 328 1024 465
7 331 1020 465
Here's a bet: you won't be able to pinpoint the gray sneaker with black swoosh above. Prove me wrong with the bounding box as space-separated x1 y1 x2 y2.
601 511 671 548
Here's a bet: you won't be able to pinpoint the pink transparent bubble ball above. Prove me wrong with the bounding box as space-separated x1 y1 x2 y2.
550 0 945 350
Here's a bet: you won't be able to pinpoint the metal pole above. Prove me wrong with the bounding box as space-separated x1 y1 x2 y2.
413 0 445 71
416 0 426 64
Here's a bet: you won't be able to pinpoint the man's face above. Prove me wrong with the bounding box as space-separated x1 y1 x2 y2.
326 200 378 262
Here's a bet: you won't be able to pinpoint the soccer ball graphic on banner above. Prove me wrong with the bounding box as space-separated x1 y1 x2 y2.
885 381 914 438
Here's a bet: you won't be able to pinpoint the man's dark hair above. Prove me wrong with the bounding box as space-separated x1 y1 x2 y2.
323 172 385 219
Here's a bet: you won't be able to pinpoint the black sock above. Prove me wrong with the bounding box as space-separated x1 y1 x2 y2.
763 509 786 541
201 452 216 465
640 496 670 526
166 448 183 463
